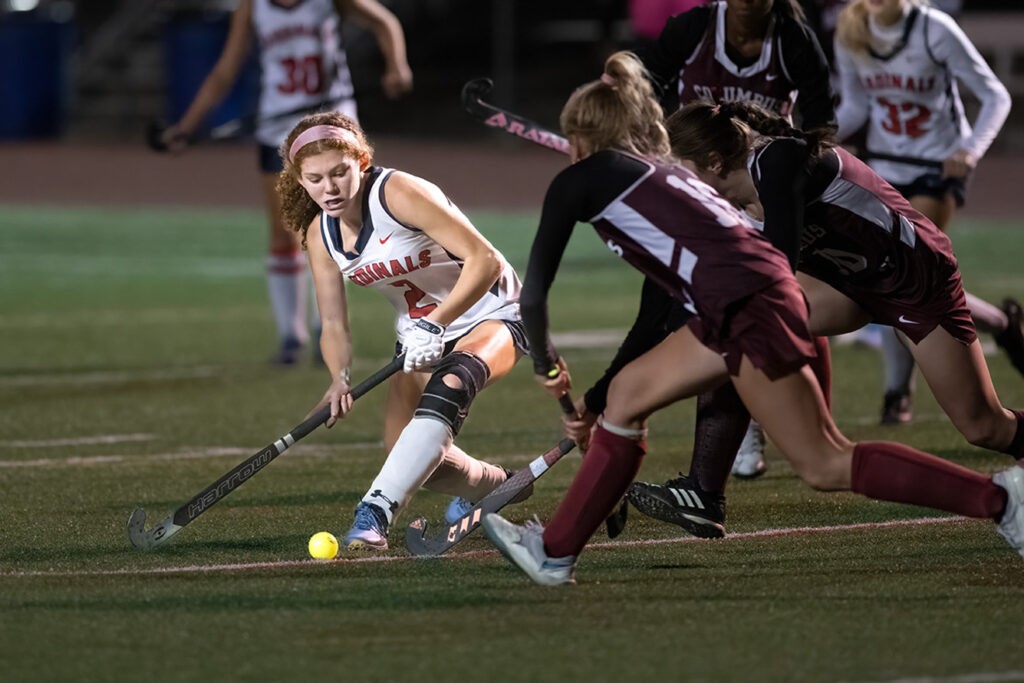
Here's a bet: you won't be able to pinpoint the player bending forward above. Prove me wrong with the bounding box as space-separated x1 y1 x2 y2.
481 51 1024 586
278 112 529 550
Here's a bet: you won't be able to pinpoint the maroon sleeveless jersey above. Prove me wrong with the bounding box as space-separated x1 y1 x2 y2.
678 1 798 119
789 146 958 291
591 156 792 333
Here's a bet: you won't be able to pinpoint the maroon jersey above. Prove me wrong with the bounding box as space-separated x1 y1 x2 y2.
590 158 790 328
677 1 800 119
751 140 972 344
521 150 795 373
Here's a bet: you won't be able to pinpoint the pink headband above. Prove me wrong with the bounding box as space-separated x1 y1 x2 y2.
288 125 360 163
600 73 616 87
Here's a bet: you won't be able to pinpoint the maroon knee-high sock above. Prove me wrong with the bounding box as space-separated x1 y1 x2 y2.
809 336 832 411
851 442 1006 519
543 425 646 558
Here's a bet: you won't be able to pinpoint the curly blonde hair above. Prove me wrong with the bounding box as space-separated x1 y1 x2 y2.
559 51 670 161
275 111 374 247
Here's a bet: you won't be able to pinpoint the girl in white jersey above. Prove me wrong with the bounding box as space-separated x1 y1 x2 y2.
834 0 1021 425
162 0 412 366
278 112 529 551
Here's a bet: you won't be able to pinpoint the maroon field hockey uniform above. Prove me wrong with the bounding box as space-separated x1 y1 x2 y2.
520 150 816 380
642 1 834 127
751 139 975 346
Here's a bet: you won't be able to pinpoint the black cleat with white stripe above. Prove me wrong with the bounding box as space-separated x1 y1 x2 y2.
626 475 726 539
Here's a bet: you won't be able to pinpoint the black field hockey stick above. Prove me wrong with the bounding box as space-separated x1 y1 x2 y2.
860 150 944 169
127 356 403 550
461 78 570 155
145 99 337 152
404 394 579 557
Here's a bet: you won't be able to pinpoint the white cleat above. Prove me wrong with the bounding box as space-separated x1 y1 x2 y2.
994 465 1024 559
482 513 576 586
731 421 767 480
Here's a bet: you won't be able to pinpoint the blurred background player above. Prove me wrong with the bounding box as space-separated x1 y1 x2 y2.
575 0 835 481
161 0 412 366
834 0 1020 424
481 52 1024 586
628 100 1024 538
279 112 529 550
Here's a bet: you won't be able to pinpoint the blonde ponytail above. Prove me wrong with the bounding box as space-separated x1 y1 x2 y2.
559 51 670 160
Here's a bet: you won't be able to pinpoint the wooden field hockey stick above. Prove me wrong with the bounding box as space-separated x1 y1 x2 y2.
127 356 404 550
404 393 579 557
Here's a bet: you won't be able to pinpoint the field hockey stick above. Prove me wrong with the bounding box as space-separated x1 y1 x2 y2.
127 355 404 550
404 393 579 557
461 78 570 155
145 99 338 152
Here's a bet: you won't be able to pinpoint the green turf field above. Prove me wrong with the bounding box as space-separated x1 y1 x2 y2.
2 204 1024 682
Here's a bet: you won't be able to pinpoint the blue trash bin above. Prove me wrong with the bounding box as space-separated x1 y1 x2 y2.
0 13 75 139
163 12 259 132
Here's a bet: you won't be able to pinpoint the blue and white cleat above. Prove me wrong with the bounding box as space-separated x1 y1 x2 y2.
445 497 473 524
994 465 1024 559
344 502 389 551
482 513 576 586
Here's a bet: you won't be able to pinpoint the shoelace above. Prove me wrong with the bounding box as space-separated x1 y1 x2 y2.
523 515 545 534
354 505 383 532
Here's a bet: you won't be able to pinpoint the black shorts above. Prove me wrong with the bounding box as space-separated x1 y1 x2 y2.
891 171 968 208
394 318 530 359
259 144 284 174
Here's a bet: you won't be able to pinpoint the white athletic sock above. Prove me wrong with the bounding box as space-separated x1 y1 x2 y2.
362 417 453 523
965 292 1008 336
308 262 322 335
266 251 308 343
422 443 506 501
881 326 916 394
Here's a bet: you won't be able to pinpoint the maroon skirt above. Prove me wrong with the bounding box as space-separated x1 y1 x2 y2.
687 277 818 379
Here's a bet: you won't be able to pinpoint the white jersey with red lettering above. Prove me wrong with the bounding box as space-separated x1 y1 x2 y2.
834 4 1010 184
318 167 522 344
253 0 356 146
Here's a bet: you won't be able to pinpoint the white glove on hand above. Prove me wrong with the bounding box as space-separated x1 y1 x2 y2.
403 319 446 372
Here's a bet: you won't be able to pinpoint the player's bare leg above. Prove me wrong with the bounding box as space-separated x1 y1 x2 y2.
348 322 521 549
425 321 525 512
797 273 873 337
535 329 729 560
908 326 1023 462
731 357 1010 529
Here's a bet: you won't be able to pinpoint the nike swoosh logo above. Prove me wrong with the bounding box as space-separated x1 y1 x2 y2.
378 232 394 245
765 74 777 81
898 315 920 324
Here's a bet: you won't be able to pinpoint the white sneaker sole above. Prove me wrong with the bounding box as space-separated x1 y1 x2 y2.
482 514 573 586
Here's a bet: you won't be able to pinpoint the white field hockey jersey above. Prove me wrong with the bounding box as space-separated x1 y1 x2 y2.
252 0 356 146
834 4 1010 184
318 168 522 344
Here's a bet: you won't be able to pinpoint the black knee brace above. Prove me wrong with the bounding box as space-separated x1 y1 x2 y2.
414 351 491 436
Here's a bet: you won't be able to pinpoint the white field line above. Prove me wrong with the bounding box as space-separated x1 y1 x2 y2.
551 329 626 349
0 442 383 468
0 366 220 387
0 434 155 448
864 673 1024 683
1 516 968 578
